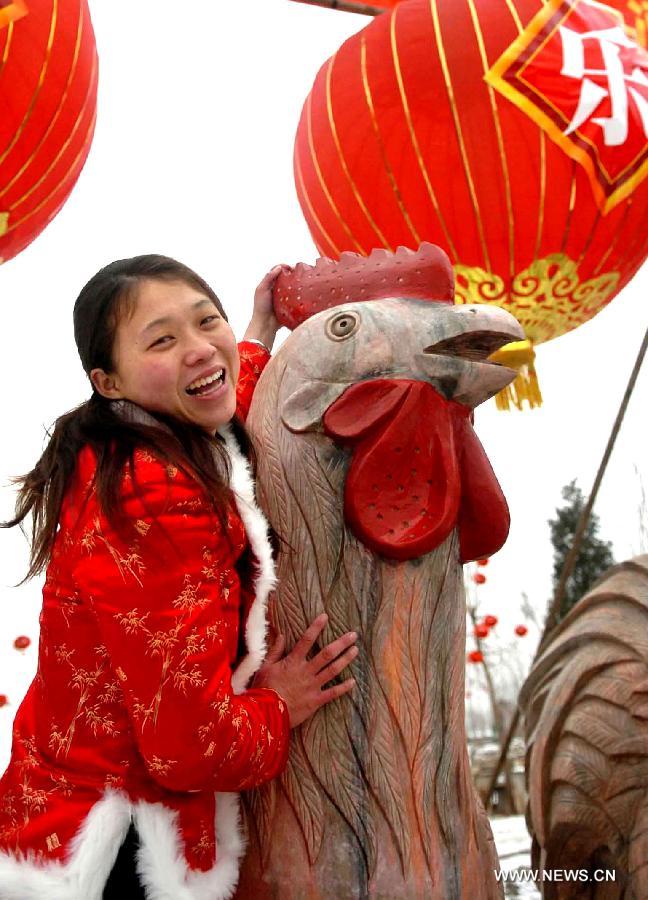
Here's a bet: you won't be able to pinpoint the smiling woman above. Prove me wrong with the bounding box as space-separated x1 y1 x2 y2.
89 277 241 433
0 254 358 900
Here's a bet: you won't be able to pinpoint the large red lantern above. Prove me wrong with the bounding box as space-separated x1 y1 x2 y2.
0 0 98 264
294 0 648 408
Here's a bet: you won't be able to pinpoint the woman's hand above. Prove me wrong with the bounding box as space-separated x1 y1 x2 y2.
253 613 357 728
243 264 292 352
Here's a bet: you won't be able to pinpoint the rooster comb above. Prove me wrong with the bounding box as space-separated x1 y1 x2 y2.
272 242 455 331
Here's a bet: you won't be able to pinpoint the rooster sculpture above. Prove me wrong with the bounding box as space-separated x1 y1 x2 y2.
522 555 648 899
236 244 524 898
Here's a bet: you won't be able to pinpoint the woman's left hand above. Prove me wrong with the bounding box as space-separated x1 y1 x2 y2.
243 264 292 352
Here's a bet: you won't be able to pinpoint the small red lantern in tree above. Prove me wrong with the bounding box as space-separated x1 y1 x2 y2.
13 635 31 651
473 573 487 585
477 558 489 566
484 614 498 628
0 694 8 708
474 623 490 639
467 650 484 663
514 624 528 637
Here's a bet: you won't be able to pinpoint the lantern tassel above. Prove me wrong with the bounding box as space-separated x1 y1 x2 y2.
489 339 543 411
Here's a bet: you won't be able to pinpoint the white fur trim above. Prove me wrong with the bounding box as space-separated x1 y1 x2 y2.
0 792 244 900
0 790 131 900
219 425 277 694
134 792 244 900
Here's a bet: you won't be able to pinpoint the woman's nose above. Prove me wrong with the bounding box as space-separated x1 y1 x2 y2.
183 336 215 367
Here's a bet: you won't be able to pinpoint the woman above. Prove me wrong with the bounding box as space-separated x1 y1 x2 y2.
0 255 357 900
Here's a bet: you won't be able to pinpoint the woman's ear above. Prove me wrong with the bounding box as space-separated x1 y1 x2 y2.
90 368 124 400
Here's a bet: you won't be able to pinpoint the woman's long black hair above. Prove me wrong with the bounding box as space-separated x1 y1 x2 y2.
2 254 255 580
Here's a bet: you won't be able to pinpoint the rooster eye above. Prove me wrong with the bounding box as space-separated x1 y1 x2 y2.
326 311 359 341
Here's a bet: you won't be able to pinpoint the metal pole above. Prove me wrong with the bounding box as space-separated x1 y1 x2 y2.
481 324 648 810
289 0 384 14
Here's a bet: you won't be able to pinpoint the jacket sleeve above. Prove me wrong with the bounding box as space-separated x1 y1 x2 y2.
236 340 271 422
71 452 290 793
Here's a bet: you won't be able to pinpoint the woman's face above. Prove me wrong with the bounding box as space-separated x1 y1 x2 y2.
93 278 240 432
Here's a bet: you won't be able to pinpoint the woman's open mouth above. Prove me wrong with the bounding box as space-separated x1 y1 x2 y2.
185 368 226 397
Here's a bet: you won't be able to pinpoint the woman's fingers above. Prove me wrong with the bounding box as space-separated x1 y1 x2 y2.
315 644 358 687
310 630 358 674
264 634 286 665
290 613 329 660
318 677 356 708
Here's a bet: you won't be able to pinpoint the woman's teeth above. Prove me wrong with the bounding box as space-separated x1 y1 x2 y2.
186 369 225 395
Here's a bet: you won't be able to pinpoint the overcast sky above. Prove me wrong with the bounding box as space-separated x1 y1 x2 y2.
0 0 645 765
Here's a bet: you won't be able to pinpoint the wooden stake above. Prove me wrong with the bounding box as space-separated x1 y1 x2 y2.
481 324 648 811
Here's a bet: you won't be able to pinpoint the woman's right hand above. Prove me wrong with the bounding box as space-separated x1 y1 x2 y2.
253 613 357 728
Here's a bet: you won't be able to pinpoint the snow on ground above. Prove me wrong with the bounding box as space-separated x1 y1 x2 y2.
490 815 540 898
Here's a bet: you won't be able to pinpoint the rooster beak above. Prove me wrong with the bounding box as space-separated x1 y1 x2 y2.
415 305 524 408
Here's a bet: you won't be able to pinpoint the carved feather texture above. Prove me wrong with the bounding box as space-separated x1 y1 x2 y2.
242 778 276 868
244 346 497 896
522 557 648 897
280 742 325 865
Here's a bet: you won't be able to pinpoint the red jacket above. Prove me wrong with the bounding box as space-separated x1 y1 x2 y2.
0 342 290 900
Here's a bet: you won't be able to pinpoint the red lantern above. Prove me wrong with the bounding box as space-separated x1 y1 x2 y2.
473 573 487 585
0 694 8 708
604 0 647 48
294 0 648 408
13 635 31 651
467 650 484 663
514 624 528 637
484 614 498 627
0 1 98 264
474 623 490 639
477 558 489 566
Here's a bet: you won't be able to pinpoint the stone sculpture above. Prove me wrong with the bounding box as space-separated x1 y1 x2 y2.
236 244 523 898
522 555 648 899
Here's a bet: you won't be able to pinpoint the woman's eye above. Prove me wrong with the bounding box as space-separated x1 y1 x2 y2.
149 335 173 348
201 315 219 326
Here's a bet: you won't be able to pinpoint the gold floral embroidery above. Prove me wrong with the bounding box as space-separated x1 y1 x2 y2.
148 756 176 778
173 575 209 611
192 826 215 859
49 646 120 758
114 603 223 727
84 517 145 586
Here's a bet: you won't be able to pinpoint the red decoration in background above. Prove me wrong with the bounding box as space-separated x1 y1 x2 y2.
477 558 489 566
474 623 489 639
467 650 484 663
0 695 8 708
473 573 487 585
0 0 98 264
13 635 31 651
323 379 510 561
483 614 498 627
514 624 528 637
293 0 648 351
272 243 454 331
